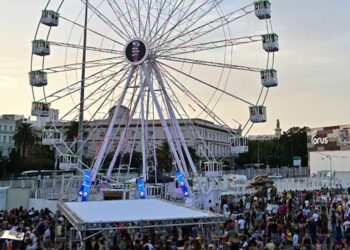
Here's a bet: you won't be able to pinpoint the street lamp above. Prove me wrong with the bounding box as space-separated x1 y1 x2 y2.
321 155 333 189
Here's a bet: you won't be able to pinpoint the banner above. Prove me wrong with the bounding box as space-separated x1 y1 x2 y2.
307 125 350 151
137 178 146 199
176 170 190 197
78 170 92 202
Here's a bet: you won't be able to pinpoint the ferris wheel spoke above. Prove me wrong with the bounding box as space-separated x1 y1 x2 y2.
43 56 122 74
43 63 127 103
161 74 217 160
107 0 137 38
148 0 187 45
81 0 132 42
45 61 121 74
49 41 123 55
146 0 167 42
142 0 154 39
60 15 125 47
122 0 141 38
160 65 238 136
106 0 135 38
150 0 206 47
158 60 254 106
160 35 262 56
158 4 254 52
153 0 223 52
60 67 130 121
158 56 262 72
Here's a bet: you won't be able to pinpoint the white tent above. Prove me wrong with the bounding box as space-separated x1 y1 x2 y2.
58 199 223 231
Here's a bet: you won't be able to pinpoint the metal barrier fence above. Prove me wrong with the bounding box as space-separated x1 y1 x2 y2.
230 167 309 179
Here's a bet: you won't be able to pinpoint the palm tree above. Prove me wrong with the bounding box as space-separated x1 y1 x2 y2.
13 122 37 160
156 141 174 173
29 145 55 171
65 121 79 142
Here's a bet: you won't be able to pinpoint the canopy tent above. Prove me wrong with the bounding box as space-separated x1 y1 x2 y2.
57 199 223 231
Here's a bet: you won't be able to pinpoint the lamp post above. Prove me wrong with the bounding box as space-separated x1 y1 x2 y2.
321 155 333 189
327 155 333 189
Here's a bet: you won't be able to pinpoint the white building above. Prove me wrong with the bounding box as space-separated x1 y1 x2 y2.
0 115 24 158
53 107 238 161
248 119 282 141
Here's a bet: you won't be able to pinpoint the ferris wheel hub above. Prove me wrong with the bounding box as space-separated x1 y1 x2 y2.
124 38 149 66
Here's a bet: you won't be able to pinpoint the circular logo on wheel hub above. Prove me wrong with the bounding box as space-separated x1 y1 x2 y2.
124 38 149 65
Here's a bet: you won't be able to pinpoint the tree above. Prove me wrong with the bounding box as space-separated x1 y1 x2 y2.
13 122 37 160
236 126 309 168
65 121 88 153
186 146 200 166
29 145 55 171
279 126 308 166
156 141 173 173
65 121 79 142
8 149 21 175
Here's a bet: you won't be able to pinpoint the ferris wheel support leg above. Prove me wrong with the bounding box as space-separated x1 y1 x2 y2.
142 65 192 196
153 66 198 178
90 67 136 181
106 83 143 179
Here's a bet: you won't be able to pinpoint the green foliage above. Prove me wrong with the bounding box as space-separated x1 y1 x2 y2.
9 149 21 175
65 121 79 142
13 122 37 159
29 145 55 170
236 126 308 168
156 141 173 173
156 141 200 173
102 151 143 173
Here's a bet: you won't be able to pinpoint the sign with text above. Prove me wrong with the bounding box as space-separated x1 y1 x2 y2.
307 125 350 152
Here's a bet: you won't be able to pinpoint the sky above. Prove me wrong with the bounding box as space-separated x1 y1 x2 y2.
0 0 349 135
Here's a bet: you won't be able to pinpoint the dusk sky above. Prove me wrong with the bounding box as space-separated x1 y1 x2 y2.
0 0 349 135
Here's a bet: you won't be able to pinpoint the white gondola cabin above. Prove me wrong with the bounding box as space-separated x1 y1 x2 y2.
42 129 63 145
254 0 271 19
59 154 79 170
262 33 279 52
231 136 249 154
41 10 60 27
204 161 223 178
31 102 51 117
29 70 48 87
249 105 267 123
261 69 278 87
32 40 50 56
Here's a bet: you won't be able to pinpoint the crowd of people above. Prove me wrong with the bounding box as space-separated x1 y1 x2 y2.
214 188 350 249
0 207 55 250
2 188 350 249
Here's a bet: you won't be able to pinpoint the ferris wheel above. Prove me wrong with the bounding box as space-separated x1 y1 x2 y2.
30 0 278 198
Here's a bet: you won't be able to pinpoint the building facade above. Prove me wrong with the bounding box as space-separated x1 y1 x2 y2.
54 107 238 162
0 115 24 158
307 124 350 174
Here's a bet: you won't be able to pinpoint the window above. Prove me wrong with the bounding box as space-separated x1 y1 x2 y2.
4 125 7 131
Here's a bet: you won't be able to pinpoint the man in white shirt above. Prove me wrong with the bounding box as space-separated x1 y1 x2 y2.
238 218 245 232
292 232 299 247
312 212 319 222
305 200 310 208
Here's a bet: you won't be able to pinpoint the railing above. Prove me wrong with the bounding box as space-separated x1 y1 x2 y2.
230 167 309 179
